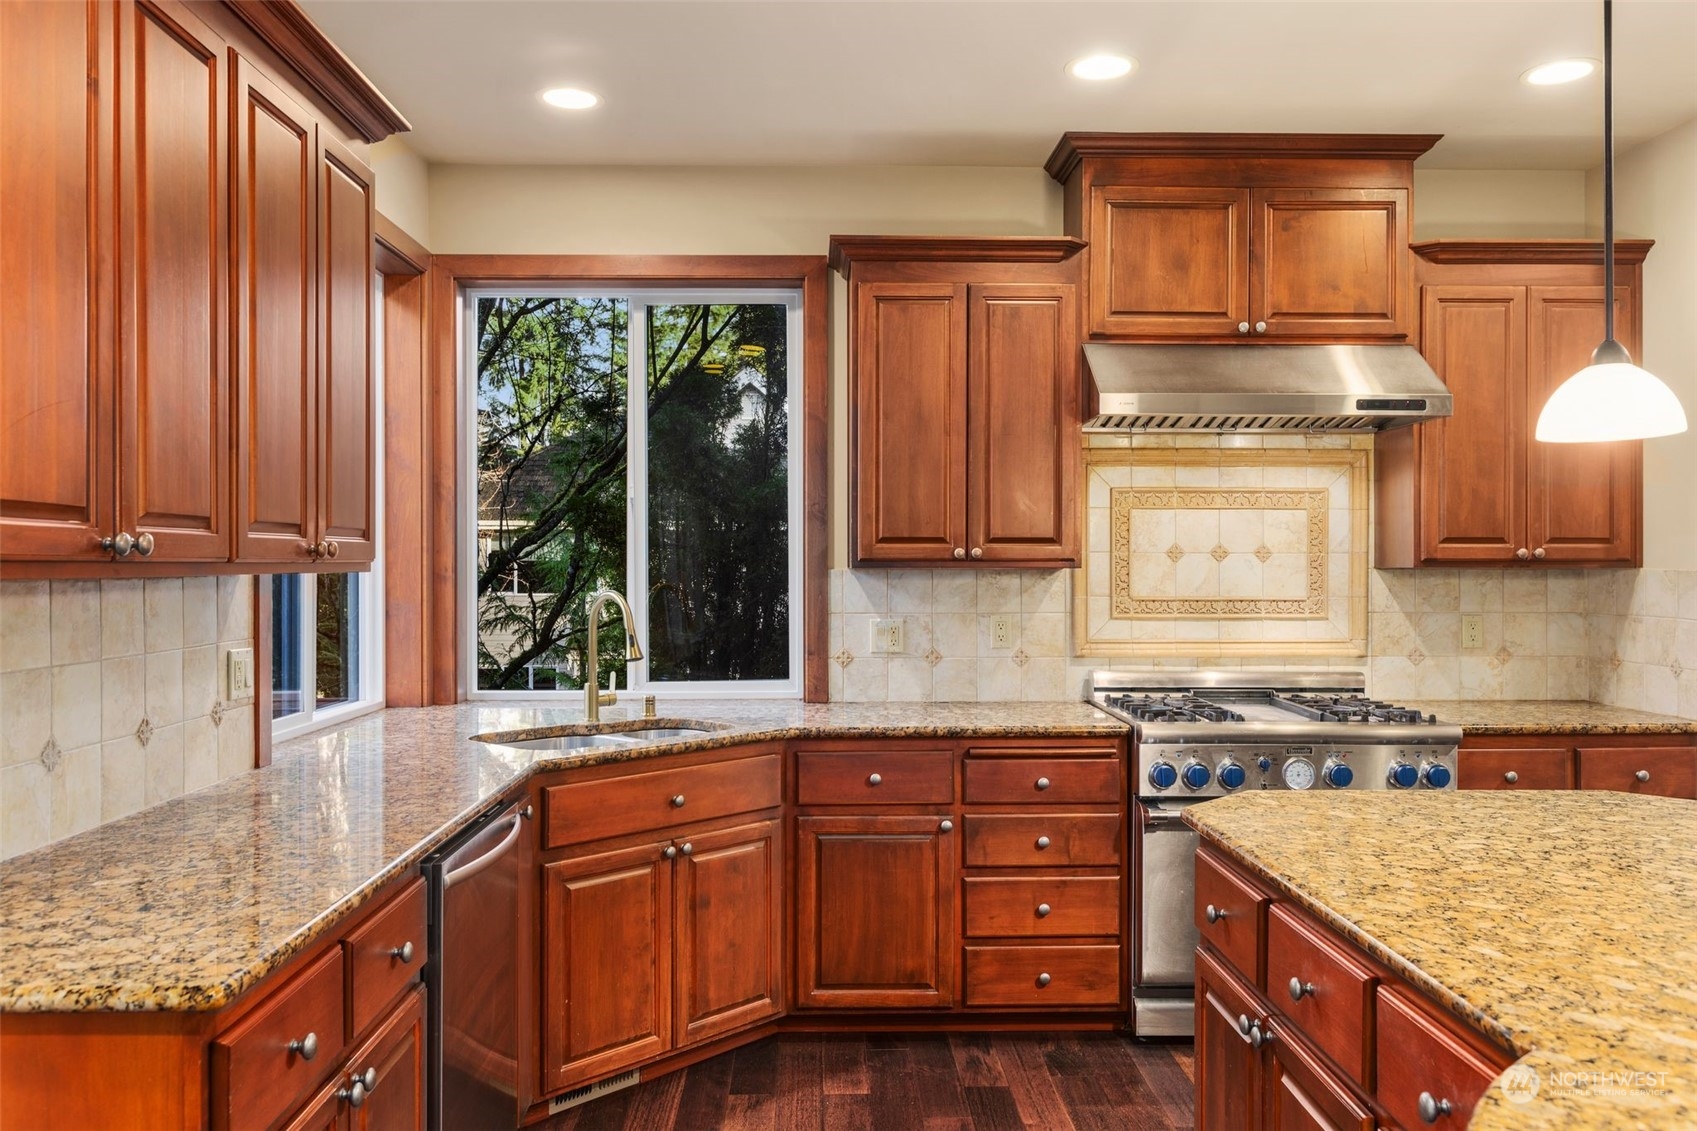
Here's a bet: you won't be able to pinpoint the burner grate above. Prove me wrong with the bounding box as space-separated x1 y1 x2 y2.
1103 693 1246 724
1280 693 1435 726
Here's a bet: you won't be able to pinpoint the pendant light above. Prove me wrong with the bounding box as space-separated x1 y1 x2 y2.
1534 0 1688 443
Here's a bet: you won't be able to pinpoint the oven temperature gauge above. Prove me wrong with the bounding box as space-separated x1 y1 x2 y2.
1282 757 1316 790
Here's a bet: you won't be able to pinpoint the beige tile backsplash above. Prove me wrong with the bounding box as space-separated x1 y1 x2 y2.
1 577 257 859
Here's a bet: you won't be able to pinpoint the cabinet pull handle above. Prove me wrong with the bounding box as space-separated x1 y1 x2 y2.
1503 771 1519 784
663 845 678 859
357 1068 377 1093
1036 903 1052 918
1237 322 1250 334
1036 972 1051 987
939 819 954 833
1035 835 1051 850
1532 547 1546 560
671 794 686 808
100 532 135 557
867 773 882 786
1417 1092 1453 1123
969 547 983 559
1248 1021 1275 1048
1254 321 1267 334
133 532 155 557
680 842 693 856
287 1032 319 1061
337 1077 369 1109
1288 977 1315 1001
1237 1014 1253 1038
1636 769 1651 782
953 547 966 560
1205 904 1226 924
390 941 415 963
1035 777 1051 791
1515 548 1532 560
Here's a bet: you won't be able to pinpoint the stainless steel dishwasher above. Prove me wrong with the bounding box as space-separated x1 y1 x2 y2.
424 794 533 1130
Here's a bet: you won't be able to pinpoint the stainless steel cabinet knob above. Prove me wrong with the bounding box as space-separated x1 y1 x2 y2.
1503 771 1519 783
939 819 954 833
1035 777 1051 791
1036 972 1051 987
287 1032 318 1061
953 547 966 560
1237 322 1250 334
1204 904 1226 924
101 532 135 557
1237 1014 1253 1037
337 1080 368 1109
1036 903 1052 918
1035 836 1051 849
671 794 686 808
133 532 155 556
1417 1091 1453 1123
663 845 678 859
358 1068 377 1093
1636 769 1651 782
680 842 693 856
390 941 415 963
1289 977 1315 1001
1249 1022 1275 1048
867 773 882 786
969 547 983 559
1532 547 1546 560
1254 321 1267 334
1516 548 1532 560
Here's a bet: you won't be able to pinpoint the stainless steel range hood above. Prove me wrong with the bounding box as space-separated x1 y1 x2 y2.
1082 343 1452 432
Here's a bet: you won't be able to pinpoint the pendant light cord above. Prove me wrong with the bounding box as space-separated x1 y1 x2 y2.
1603 0 1615 344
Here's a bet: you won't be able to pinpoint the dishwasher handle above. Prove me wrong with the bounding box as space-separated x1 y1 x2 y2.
444 804 531 890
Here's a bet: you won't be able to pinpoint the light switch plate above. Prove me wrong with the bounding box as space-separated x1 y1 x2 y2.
1461 615 1484 650
227 647 255 699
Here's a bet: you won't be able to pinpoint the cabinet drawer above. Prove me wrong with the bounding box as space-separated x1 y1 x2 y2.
543 752 781 848
343 878 427 1037
1195 848 1268 982
1266 904 1376 1084
794 749 954 805
1375 986 1503 1131
962 813 1121 867
963 944 1120 1007
963 876 1120 938
1576 746 1697 799
963 758 1119 804
212 947 346 1131
1458 748 1572 790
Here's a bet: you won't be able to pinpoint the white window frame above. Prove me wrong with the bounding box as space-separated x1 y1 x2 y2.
461 287 804 700
271 271 388 741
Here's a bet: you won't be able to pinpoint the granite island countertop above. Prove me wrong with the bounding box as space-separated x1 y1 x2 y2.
1188 790 1697 1131
0 699 1123 1014
1406 699 1697 735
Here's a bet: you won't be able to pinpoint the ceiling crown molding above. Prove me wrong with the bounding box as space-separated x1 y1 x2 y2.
1044 132 1444 182
1412 239 1654 265
828 235 1086 276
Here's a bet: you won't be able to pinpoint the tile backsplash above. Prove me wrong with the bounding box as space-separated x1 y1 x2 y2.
1586 569 1697 718
1 577 257 859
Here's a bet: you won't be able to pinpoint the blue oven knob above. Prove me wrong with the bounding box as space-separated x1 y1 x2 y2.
1148 761 1178 790
1322 759 1354 789
1181 760 1213 791
1387 761 1419 789
1218 761 1247 790
1256 756 1273 772
1422 762 1453 789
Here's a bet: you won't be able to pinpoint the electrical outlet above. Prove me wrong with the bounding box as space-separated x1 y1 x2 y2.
1461 615 1484 650
869 618 904 654
990 615 1014 649
227 647 255 699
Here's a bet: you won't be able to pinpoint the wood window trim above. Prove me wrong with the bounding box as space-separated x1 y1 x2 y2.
421 254 831 703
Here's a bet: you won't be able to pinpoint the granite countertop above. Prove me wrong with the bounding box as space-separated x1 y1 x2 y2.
0 699 1122 1014
1408 699 1697 735
1188 791 1697 1131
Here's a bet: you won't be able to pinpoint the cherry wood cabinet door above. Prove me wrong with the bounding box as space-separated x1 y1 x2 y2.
0 0 114 561
233 56 317 565
1416 286 1527 564
1265 1021 1374 1131
1194 947 1264 1131
851 282 968 563
673 819 783 1047
1087 186 1250 337
967 284 1078 564
542 843 672 1094
1525 287 1640 565
348 987 426 1131
1252 188 1408 339
316 134 376 567
116 0 230 560
794 814 957 1009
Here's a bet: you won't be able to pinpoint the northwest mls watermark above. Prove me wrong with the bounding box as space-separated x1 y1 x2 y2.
1500 1062 1676 1104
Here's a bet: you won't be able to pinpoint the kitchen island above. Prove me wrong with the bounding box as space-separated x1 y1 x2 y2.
1188 790 1697 1130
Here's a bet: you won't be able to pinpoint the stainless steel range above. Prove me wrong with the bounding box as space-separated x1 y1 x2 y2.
1088 669 1462 1038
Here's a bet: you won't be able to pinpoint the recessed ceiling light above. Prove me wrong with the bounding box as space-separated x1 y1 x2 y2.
1068 54 1136 82
1521 58 1597 86
541 87 600 110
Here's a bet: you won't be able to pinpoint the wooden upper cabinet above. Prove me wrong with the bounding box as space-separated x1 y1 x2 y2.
0 0 112 560
315 136 377 566
1525 286 1640 564
1251 188 1408 338
1088 187 1249 336
834 236 1084 568
852 282 968 562
968 284 1078 562
234 57 317 564
118 0 230 561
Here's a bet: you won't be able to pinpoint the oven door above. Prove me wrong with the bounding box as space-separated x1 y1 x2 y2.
1138 799 1204 987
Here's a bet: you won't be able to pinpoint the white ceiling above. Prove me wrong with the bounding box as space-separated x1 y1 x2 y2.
301 0 1697 170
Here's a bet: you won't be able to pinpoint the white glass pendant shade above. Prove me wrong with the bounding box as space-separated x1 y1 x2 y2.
1536 360 1689 442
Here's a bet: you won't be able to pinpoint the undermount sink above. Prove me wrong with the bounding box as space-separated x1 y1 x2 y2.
490 732 639 752
616 726 713 740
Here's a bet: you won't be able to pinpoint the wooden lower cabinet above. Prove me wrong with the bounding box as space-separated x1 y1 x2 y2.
1196 947 1264 1131
794 814 957 1008
1265 1018 1373 1131
285 987 426 1131
541 818 782 1095
1460 734 1696 799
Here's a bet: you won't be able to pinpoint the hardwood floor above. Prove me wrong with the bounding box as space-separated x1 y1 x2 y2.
538 1033 1195 1131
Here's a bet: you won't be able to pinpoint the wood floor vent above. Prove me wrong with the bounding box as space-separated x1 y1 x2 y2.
548 1069 643 1115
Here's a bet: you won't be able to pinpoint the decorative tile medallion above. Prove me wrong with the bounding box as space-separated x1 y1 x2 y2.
1408 647 1426 666
922 647 943 668
210 701 225 728
135 718 154 748
1165 543 1186 563
1254 545 1273 563
1011 649 1030 668
832 649 855 669
38 738 62 774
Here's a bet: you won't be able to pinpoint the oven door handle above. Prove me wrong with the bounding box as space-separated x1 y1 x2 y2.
1141 809 1196 828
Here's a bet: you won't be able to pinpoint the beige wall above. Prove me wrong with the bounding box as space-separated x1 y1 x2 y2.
372 138 433 247
1587 117 1697 570
1409 170 1588 239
